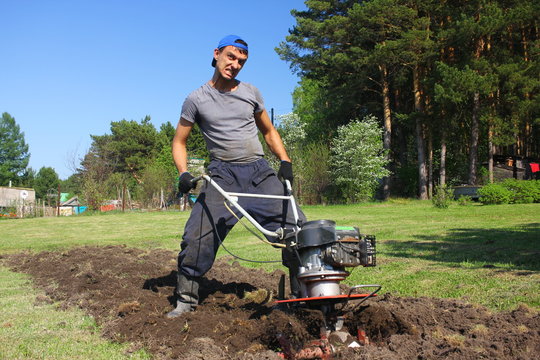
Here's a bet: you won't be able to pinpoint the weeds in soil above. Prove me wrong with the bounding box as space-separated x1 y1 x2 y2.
244 289 272 304
471 324 489 336
181 321 190 333
444 334 466 347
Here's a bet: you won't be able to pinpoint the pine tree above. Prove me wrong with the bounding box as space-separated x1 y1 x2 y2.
0 112 30 186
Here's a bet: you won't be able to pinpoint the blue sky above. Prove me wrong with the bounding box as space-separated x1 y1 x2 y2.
1 0 306 180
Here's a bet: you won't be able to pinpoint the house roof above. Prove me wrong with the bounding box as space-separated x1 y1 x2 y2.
60 196 81 206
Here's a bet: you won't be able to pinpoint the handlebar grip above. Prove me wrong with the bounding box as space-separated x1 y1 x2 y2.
284 179 292 194
191 176 203 185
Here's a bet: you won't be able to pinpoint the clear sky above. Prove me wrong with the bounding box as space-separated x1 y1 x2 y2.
1 0 306 180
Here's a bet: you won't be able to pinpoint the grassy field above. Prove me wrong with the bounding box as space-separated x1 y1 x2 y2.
0 267 150 359
1 200 539 358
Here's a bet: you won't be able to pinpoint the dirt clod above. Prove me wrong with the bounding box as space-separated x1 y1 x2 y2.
3 245 539 359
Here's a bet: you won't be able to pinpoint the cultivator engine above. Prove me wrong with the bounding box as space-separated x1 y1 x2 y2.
292 219 376 299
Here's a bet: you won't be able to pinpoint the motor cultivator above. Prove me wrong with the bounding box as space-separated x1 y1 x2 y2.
275 220 380 359
193 175 381 358
279 219 377 301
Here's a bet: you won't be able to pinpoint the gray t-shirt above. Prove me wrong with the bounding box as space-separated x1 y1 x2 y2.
181 81 265 163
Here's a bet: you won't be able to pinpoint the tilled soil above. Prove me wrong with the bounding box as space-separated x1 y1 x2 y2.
3 245 539 359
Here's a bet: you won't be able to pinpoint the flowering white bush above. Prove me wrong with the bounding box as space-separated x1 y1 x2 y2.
276 113 306 152
331 115 390 202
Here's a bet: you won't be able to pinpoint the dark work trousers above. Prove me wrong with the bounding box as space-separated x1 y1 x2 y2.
178 158 306 279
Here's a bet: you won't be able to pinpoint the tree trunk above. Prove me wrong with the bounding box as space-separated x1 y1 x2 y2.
440 128 447 186
487 90 498 184
380 64 392 200
468 36 484 185
521 26 531 158
394 88 408 168
488 125 494 183
425 91 433 198
521 27 529 62
413 65 428 199
428 130 433 198
468 92 480 185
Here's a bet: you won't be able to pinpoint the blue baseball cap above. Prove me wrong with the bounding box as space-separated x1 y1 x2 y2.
217 35 248 51
211 35 248 67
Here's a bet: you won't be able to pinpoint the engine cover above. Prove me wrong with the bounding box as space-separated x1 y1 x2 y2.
293 220 376 298
296 220 376 268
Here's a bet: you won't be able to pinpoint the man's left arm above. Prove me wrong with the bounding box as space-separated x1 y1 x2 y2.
255 109 291 162
255 109 294 183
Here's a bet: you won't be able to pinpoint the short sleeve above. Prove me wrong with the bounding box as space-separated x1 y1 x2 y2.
251 85 265 114
180 95 198 124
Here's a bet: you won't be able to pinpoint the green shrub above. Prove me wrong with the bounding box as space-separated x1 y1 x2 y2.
432 185 454 209
478 167 489 185
457 195 473 206
501 179 540 203
533 180 540 202
478 183 512 204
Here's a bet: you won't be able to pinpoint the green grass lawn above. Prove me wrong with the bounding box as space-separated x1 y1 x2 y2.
1 200 539 358
0 267 150 360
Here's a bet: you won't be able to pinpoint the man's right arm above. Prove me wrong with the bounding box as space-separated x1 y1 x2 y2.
172 118 194 174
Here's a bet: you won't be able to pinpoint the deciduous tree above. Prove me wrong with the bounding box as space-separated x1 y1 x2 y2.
331 115 390 202
33 167 59 200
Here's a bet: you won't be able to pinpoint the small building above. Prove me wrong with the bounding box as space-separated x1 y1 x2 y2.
59 195 87 216
0 186 36 217
0 186 35 207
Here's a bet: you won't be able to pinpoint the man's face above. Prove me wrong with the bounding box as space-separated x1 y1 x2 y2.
213 46 248 80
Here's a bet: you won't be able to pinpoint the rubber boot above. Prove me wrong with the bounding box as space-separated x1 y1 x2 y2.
166 273 199 318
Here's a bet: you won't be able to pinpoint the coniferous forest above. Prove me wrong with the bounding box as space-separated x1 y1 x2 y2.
277 0 539 201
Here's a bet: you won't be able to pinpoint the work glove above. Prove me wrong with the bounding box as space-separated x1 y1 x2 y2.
277 161 294 185
178 172 195 194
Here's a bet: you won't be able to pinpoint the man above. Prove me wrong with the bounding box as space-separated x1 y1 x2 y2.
167 35 306 318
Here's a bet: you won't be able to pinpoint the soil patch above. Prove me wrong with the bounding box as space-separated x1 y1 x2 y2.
3 245 539 359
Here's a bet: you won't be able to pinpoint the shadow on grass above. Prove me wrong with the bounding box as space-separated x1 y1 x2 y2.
383 223 540 271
